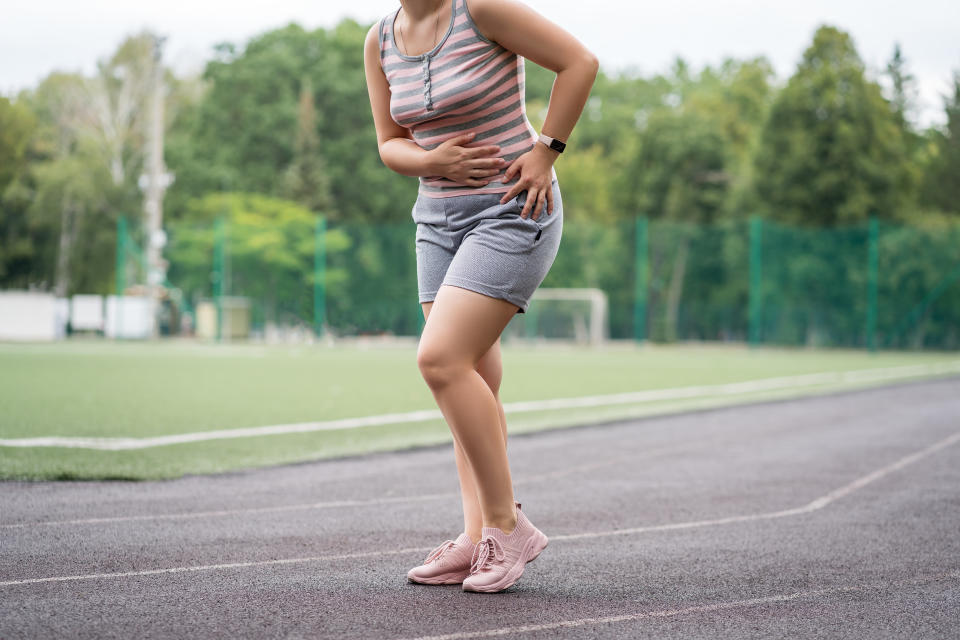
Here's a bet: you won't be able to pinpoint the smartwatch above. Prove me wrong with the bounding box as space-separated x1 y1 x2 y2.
537 133 566 154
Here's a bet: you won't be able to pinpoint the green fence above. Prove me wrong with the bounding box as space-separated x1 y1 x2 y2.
149 214 960 350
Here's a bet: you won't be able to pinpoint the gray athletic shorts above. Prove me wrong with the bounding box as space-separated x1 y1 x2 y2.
413 179 563 314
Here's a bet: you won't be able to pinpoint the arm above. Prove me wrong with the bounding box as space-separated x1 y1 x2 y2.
468 0 599 217
363 24 504 185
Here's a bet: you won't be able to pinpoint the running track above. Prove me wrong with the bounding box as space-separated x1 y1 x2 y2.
2 377 959 639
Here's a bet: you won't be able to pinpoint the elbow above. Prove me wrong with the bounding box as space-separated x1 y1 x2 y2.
584 51 600 77
377 143 393 169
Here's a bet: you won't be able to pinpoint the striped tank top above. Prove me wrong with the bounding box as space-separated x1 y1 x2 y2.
377 0 557 198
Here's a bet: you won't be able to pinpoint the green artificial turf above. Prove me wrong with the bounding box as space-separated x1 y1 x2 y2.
1 339 956 481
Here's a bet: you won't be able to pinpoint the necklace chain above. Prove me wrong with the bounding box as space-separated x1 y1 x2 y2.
397 0 445 57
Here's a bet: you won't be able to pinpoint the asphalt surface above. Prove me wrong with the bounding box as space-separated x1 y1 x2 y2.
1 377 959 639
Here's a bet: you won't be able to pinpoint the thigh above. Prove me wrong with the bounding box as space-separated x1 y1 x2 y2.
422 300 502 386
418 285 518 367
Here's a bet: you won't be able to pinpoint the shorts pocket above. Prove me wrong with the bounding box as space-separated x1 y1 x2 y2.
512 192 546 243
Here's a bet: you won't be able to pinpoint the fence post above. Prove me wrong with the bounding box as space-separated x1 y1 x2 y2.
525 300 539 339
115 216 127 339
116 216 127 297
633 216 648 342
748 216 763 347
866 215 879 353
213 215 225 342
314 215 327 338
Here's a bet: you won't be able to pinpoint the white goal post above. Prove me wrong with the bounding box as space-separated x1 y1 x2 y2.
512 287 609 346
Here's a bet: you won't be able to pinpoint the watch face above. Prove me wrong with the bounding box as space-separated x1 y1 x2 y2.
549 138 566 153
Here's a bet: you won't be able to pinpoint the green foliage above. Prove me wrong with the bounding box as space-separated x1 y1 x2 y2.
622 107 730 223
2 19 958 348
165 20 416 224
0 97 39 284
281 76 332 213
166 192 351 328
753 26 910 225
920 72 960 215
0 98 36 193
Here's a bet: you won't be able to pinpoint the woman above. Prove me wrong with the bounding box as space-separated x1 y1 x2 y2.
363 0 597 593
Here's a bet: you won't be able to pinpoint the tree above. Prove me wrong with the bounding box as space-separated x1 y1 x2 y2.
166 192 351 327
0 98 36 193
83 31 157 187
0 97 39 285
0 32 165 295
11 72 127 295
281 76 332 214
752 25 909 226
167 20 415 224
884 43 918 128
882 43 924 215
920 71 960 215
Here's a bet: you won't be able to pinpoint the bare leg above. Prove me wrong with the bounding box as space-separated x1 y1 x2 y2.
417 285 519 534
422 300 509 543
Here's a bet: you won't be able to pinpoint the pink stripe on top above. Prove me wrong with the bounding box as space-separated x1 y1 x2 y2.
377 0 556 198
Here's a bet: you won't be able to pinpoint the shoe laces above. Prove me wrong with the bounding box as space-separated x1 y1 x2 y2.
469 535 505 574
423 539 457 565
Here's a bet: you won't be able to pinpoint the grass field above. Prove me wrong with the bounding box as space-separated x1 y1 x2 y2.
1 338 958 481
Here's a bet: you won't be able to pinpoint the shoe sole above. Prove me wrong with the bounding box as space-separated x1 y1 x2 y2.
462 528 549 593
407 570 470 585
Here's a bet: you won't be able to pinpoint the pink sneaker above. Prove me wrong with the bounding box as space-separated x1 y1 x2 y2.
462 502 549 593
407 532 477 585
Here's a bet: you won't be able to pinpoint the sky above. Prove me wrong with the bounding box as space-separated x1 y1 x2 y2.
2 0 958 128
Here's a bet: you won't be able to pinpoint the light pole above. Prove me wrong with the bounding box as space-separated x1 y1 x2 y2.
139 33 175 337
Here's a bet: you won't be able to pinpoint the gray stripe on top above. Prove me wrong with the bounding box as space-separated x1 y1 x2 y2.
397 76 518 126
417 114 527 149
413 98 522 140
395 65 519 126
382 38 500 75
389 49 515 101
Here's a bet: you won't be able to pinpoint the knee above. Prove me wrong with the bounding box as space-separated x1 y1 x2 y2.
475 356 502 396
417 345 470 391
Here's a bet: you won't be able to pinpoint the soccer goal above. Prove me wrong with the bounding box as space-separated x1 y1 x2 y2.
507 287 608 345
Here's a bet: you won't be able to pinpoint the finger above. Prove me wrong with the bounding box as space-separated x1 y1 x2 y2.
445 132 476 147
499 184 523 205
546 185 554 215
534 190 546 221
521 187 537 218
502 161 521 183
467 145 501 158
467 158 506 169
470 168 502 177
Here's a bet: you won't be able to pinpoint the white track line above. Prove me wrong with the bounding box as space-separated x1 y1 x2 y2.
1 430 956 588
550 430 960 541
0 492 456 529
0 547 430 587
0 442 697 529
399 570 960 640
2 361 958 450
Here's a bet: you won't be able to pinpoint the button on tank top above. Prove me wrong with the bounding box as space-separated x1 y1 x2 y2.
377 0 557 198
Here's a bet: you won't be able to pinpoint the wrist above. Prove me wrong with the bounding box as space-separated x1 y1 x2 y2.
532 141 560 164
422 147 441 177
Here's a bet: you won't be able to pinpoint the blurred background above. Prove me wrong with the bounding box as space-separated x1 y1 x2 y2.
1 0 958 346
1 1 958 479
